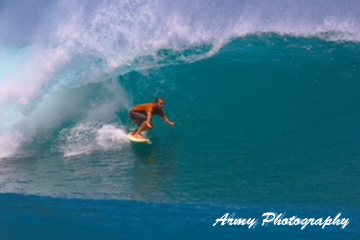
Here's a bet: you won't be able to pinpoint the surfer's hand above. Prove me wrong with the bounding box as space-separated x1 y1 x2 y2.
146 122 152 128
169 121 175 127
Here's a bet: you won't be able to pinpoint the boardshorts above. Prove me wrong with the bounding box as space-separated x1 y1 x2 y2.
129 111 147 126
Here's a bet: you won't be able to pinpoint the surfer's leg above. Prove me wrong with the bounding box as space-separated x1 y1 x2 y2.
130 128 138 135
133 122 149 139
130 112 146 136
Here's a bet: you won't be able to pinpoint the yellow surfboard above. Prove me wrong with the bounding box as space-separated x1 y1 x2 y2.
127 133 151 144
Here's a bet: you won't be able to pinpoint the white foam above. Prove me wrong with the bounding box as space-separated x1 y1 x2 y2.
59 122 98 157
60 122 130 158
0 130 24 159
96 124 129 151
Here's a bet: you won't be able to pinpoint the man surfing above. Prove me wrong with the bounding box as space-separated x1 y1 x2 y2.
129 97 175 140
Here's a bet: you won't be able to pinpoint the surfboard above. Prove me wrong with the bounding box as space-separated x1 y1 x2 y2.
127 133 151 144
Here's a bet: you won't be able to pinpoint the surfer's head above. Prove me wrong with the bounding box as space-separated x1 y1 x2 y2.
155 97 165 109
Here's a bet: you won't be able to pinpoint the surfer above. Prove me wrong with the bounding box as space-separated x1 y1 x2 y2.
129 97 175 140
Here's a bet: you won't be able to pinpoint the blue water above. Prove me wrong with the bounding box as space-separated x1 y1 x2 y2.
1 0 360 239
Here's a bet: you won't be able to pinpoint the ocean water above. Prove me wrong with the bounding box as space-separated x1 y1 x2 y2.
1 0 360 239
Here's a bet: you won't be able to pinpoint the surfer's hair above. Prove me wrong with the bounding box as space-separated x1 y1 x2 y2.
154 97 164 103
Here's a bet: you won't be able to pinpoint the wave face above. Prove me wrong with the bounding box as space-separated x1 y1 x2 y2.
0 0 360 208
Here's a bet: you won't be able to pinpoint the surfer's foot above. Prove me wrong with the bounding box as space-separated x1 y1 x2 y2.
130 128 139 135
133 133 146 140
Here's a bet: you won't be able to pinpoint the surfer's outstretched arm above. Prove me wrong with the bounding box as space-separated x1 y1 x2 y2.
162 116 175 127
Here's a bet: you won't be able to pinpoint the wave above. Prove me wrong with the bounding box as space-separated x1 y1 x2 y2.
1 0 360 159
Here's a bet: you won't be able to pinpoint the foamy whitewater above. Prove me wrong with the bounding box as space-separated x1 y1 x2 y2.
0 0 359 239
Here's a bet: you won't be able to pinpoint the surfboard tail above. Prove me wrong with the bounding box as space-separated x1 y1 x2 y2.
127 133 151 144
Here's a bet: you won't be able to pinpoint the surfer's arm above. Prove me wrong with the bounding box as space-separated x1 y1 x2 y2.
146 111 153 128
162 116 175 127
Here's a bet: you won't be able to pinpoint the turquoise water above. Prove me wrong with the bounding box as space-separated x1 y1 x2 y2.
1 0 360 239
